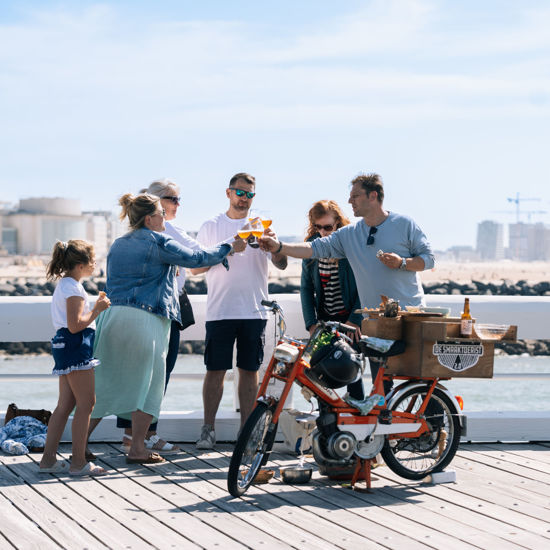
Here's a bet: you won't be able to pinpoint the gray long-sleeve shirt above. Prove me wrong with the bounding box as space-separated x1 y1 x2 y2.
310 212 435 309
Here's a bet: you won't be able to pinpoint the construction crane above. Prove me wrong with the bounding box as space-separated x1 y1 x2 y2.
506 192 545 223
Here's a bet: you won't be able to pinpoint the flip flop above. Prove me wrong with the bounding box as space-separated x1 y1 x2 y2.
145 434 181 455
39 460 69 473
126 452 166 464
69 461 108 476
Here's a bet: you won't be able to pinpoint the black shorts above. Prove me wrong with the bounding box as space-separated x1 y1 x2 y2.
204 319 267 372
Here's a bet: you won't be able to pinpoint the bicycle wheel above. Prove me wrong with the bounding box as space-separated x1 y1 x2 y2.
381 386 461 480
227 401 278 497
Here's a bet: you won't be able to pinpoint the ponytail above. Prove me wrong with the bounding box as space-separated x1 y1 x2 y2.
46 239 95 280
118 192 159 230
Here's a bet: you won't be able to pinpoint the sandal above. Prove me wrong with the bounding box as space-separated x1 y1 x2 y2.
69 461 108 476
145 434 181 455
126 452 166 465
39 460 69 474
69 450 97 462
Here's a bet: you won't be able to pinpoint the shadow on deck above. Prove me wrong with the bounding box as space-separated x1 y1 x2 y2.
1 442 550 549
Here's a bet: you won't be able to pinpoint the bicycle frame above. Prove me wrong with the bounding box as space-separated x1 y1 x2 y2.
255 334 445 441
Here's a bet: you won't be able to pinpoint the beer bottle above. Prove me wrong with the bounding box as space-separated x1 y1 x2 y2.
460 297 473 337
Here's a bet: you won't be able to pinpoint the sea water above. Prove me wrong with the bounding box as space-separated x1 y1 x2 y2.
1 354 549 413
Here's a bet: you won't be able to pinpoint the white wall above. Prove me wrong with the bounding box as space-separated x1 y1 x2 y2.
1 294 549 342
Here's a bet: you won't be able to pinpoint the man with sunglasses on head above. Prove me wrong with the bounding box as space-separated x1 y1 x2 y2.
192 172 287 450
261 172 433 411
261 173 434 312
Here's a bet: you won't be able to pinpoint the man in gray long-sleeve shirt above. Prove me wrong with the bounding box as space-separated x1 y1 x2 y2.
260 173 435 310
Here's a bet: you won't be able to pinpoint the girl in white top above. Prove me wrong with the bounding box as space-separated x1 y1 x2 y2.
39 240 111 476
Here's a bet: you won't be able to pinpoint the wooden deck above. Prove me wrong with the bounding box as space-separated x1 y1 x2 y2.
1 442 549 549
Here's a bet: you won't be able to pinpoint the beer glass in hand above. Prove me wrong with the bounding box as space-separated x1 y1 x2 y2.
248 217 263 248
258 210 273 230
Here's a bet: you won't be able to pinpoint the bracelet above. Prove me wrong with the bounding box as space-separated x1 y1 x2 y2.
275 241 283 254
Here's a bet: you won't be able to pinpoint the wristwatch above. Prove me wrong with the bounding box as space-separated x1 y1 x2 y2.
399 257 407 271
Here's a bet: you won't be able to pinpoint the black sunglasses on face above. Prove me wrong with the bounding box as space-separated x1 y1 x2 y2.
314 223 335 232
366 226 378 245
230 188 255 199
162 196 181 205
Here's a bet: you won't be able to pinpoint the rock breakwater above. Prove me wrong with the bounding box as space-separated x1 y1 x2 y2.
1 276 549 356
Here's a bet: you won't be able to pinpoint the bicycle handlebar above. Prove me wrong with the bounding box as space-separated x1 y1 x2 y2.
324 321 358 333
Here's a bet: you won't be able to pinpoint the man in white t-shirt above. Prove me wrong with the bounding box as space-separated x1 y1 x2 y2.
193 172 287 449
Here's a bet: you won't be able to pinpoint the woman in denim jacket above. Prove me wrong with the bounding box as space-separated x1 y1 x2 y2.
300 200 364 399
89 193 239 464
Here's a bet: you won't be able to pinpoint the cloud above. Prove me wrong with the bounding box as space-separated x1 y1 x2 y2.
1 0 549 137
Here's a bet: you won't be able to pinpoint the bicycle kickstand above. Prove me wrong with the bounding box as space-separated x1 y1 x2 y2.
350 456 374 493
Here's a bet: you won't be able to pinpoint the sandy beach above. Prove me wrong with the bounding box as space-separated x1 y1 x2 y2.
268 258 550 285
1 256 549 284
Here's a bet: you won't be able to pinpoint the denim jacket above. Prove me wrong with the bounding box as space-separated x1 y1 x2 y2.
106 228 231 323
300 234 362 330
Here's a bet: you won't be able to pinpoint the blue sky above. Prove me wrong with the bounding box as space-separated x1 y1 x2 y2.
1 0 549 250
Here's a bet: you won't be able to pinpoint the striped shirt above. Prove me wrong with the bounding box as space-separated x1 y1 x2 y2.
318 258 347 317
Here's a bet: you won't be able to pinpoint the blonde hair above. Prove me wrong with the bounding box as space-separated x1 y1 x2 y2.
46 240 95 280
305 200 350 241
119 193 160 230
140 178 180 198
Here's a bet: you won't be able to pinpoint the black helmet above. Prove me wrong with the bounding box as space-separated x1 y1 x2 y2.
310 338 362 389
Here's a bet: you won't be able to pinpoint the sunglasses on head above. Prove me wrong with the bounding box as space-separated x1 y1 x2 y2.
230 188 255 199
314 223 335 232
366 226 378 245
162 196 181 205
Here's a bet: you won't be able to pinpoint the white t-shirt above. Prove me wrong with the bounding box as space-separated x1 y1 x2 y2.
197 212 271 321
164 221 203 292
51 277 95 331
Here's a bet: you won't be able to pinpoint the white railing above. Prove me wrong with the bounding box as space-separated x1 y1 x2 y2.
1 294 549 442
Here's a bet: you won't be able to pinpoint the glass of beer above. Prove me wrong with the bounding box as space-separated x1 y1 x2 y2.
258 210 272 230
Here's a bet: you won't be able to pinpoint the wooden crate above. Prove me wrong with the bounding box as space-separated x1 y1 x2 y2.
361 316 403 340
384 316 517 379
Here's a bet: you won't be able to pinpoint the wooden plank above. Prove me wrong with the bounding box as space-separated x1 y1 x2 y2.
478 443 550 465
94 443 326 550
452 451 550 506
463 443 550 471
180 446 387 550
193 446 489 550
55 445 201 550
0 454 107 549
262 450 522 550
0 491 60 550
262 453 485 550
450 457 550 512
10 453 152 550
455 447 550 495
372 464 550 548
91 444 257 550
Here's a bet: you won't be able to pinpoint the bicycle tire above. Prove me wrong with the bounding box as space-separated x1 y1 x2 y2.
227 401 278 497
381 386 461 480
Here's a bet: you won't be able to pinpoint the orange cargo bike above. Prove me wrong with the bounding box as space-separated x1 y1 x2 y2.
227 300 473 497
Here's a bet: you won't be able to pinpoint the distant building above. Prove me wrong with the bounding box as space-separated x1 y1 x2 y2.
508 222 550 261
476 220 504 260
0 197 124 257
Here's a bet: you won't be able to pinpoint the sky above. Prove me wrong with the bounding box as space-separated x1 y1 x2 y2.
1 0 549 250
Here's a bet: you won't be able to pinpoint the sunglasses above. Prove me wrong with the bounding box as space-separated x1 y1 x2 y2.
151 208 166 218
230 188 256 199
314 223 335 232
366 226 378 245
162 196 181 205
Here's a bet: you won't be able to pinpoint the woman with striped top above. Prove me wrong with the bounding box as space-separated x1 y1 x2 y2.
300 200 364 399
